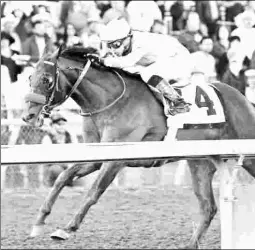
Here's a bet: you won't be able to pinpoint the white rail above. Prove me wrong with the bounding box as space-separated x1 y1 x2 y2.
1 139 255 249
1 140 255 165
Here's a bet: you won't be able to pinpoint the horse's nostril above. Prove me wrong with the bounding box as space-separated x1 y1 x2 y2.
23 113 35 122
28 113 35 120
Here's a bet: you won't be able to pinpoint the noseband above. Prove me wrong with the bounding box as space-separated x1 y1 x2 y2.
25 55 126 117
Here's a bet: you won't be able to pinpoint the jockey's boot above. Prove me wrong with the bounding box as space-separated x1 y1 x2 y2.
156 79 191 116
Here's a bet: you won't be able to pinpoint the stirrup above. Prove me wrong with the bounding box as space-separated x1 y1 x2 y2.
164 99 191 116
170 104 190 115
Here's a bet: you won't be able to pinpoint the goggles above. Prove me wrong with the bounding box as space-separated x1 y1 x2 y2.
106 37 126 49
106 32 132 49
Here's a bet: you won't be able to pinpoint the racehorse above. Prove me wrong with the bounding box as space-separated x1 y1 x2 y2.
22 45 255 249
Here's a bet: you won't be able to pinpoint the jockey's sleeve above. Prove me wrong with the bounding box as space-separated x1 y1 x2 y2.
106 48 146 68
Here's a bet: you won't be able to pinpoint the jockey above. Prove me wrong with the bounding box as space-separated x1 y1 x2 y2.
99 18 193 116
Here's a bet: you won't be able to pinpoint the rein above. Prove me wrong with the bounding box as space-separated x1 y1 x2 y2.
80 70 126 116
26 55 127 117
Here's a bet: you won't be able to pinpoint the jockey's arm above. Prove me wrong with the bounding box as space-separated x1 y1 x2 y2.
103 48 146 68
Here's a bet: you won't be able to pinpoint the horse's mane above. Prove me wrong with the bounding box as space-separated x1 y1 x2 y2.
61 46 98 63
60 46 143 82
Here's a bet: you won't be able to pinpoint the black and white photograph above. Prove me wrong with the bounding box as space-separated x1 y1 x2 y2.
1 0 255 249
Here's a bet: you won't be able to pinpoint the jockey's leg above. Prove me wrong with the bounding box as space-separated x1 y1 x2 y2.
147 75 191 116
140 56 193 116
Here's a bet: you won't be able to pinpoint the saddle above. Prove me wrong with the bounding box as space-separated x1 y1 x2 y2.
148 81 225 128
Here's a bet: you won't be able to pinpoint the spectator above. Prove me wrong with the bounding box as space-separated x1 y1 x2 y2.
22 19 54 64
61 23 83 47
195 0 220 39
1 1 33 18
177 11 203 53
231 9 255 60
224 1 245 30
150 19 167 34
221 36 248 95
216 35 248 81
1 65 12 121
155 1 166 20
44 22 58 49
95 1 111 19
1 14 22 52
1 31 23 83
41 112 78 187
34 3 51 16
12 8 31 43
87 17 104 36
42 112 77 145
59 1 100 35
191 36 217 81
247 1 255 14
102 1 128 24
211 25 230 61
170 0 185 31
222 53 247 95
79 17 104 48
126 0 162 32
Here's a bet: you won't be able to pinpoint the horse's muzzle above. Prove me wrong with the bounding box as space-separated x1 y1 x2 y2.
22 113 44 127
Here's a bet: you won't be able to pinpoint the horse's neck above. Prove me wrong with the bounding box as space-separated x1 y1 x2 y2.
73 69 125 111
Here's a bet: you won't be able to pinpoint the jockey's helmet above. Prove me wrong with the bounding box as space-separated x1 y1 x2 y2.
100 18 132 44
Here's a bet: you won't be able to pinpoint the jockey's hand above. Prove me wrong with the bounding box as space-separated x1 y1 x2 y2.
102 56 115 67
86 53 102 64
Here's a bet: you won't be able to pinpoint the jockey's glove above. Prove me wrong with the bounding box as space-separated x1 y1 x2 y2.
87 53 102 64
102 57 114 67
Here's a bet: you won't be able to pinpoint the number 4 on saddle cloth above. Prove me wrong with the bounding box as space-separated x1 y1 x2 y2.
148 77 226 140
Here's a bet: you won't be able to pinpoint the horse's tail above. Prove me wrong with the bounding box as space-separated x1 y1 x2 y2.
212 81 255 139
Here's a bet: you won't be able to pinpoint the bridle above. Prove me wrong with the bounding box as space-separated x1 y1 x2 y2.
25 54 126 117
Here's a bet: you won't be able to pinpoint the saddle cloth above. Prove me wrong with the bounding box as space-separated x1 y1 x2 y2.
149 79 226 130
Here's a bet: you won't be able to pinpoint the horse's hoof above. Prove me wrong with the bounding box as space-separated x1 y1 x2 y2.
30 225 45 237
50 229 70 240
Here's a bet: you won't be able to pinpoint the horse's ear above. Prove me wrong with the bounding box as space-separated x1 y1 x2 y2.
43 37 55 56
56 44 65 59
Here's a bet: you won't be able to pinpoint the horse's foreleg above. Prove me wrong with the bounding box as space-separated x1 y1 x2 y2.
50 162 123 240
30 163 101 237
184 160 217 249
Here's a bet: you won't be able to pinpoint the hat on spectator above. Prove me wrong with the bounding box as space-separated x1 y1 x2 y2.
1 14 19 28
6 1 33 16
31 13 55 27
1 31 15 44
32 1 52 8
234 10 255 28
50 113 67 125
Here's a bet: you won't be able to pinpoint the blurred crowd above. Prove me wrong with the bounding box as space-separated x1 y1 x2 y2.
1 0 255 114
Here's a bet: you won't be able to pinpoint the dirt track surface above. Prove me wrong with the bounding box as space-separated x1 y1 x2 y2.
1 186 220 249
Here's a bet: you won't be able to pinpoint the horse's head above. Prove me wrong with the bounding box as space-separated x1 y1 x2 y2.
22 45 103 127
22 44 65 127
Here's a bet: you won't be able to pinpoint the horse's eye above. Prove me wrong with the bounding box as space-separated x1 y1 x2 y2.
43 78 49 84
